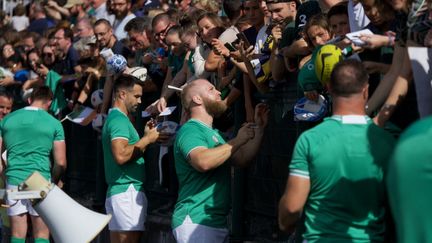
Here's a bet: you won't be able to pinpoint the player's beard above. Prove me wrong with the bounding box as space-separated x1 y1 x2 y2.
203 97 227 118
115 8 128 20
126 100 138 114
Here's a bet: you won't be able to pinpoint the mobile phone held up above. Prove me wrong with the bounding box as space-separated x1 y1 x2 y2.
236 32 251 49
224 42 237 52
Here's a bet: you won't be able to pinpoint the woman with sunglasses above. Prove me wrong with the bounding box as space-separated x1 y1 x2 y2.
32 44 57 80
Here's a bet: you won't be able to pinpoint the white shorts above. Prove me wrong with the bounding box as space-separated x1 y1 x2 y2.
173 215 229 243
6 184 39 216
105 184 147 231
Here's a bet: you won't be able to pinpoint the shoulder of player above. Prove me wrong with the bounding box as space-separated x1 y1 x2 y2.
296 120 334 143
101 111 127 131
106 109 129 122
3 108 33 121
398 116 432 141
176 119 210 138
367 122 396 142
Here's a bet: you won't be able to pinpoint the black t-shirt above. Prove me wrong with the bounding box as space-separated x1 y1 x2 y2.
53 46 80 75
294 1 322 40
243 26 259 47
394 12 409 45
27 18 55 36
112 40 133 59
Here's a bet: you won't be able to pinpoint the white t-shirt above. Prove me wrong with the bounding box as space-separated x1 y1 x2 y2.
187 44 211 82
113 13 136 40
348 0 370 32
94 2 115 25
11 15 29 32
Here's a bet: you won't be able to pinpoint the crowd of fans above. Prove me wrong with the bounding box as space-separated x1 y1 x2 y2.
0 0 431 241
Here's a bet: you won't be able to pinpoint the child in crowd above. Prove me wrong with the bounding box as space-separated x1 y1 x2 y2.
11 4 29 32
298 14 333 102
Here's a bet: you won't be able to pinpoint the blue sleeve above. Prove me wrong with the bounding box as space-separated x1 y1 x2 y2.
69 49 80 69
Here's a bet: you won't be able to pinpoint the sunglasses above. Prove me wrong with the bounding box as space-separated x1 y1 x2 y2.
154 24 172 39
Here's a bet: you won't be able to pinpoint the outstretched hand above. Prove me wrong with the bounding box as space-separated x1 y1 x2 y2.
358 33 392 49
238 41 255 61
211 38 230 57
254 103 270 129
145 97 167 115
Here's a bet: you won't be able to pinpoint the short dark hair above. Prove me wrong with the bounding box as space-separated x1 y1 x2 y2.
124 17 151 33
266 0 299 8
22 31 40 42
152 13 171 29
94 18 112 29
113 74 141 95
6 53 24 66
223 0 242 21
330 59 369 97
31 86 53 102
0 90 13 102
56 27 74 42
327 2 348 20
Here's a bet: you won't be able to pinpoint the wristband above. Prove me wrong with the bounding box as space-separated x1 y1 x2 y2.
387 34 395 47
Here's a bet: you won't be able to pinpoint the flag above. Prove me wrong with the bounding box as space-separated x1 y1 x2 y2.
44 70 67 115
62 106 97 126
251 54 272 83
250 34 274 84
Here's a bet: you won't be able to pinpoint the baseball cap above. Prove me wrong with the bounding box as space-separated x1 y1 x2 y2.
64 0 83 8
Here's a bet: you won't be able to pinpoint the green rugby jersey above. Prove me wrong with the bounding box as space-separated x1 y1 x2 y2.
290 115 395 242
172 119 230 229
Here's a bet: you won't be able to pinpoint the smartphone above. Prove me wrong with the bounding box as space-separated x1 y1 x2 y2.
224 43 237 52
236 32 251 48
